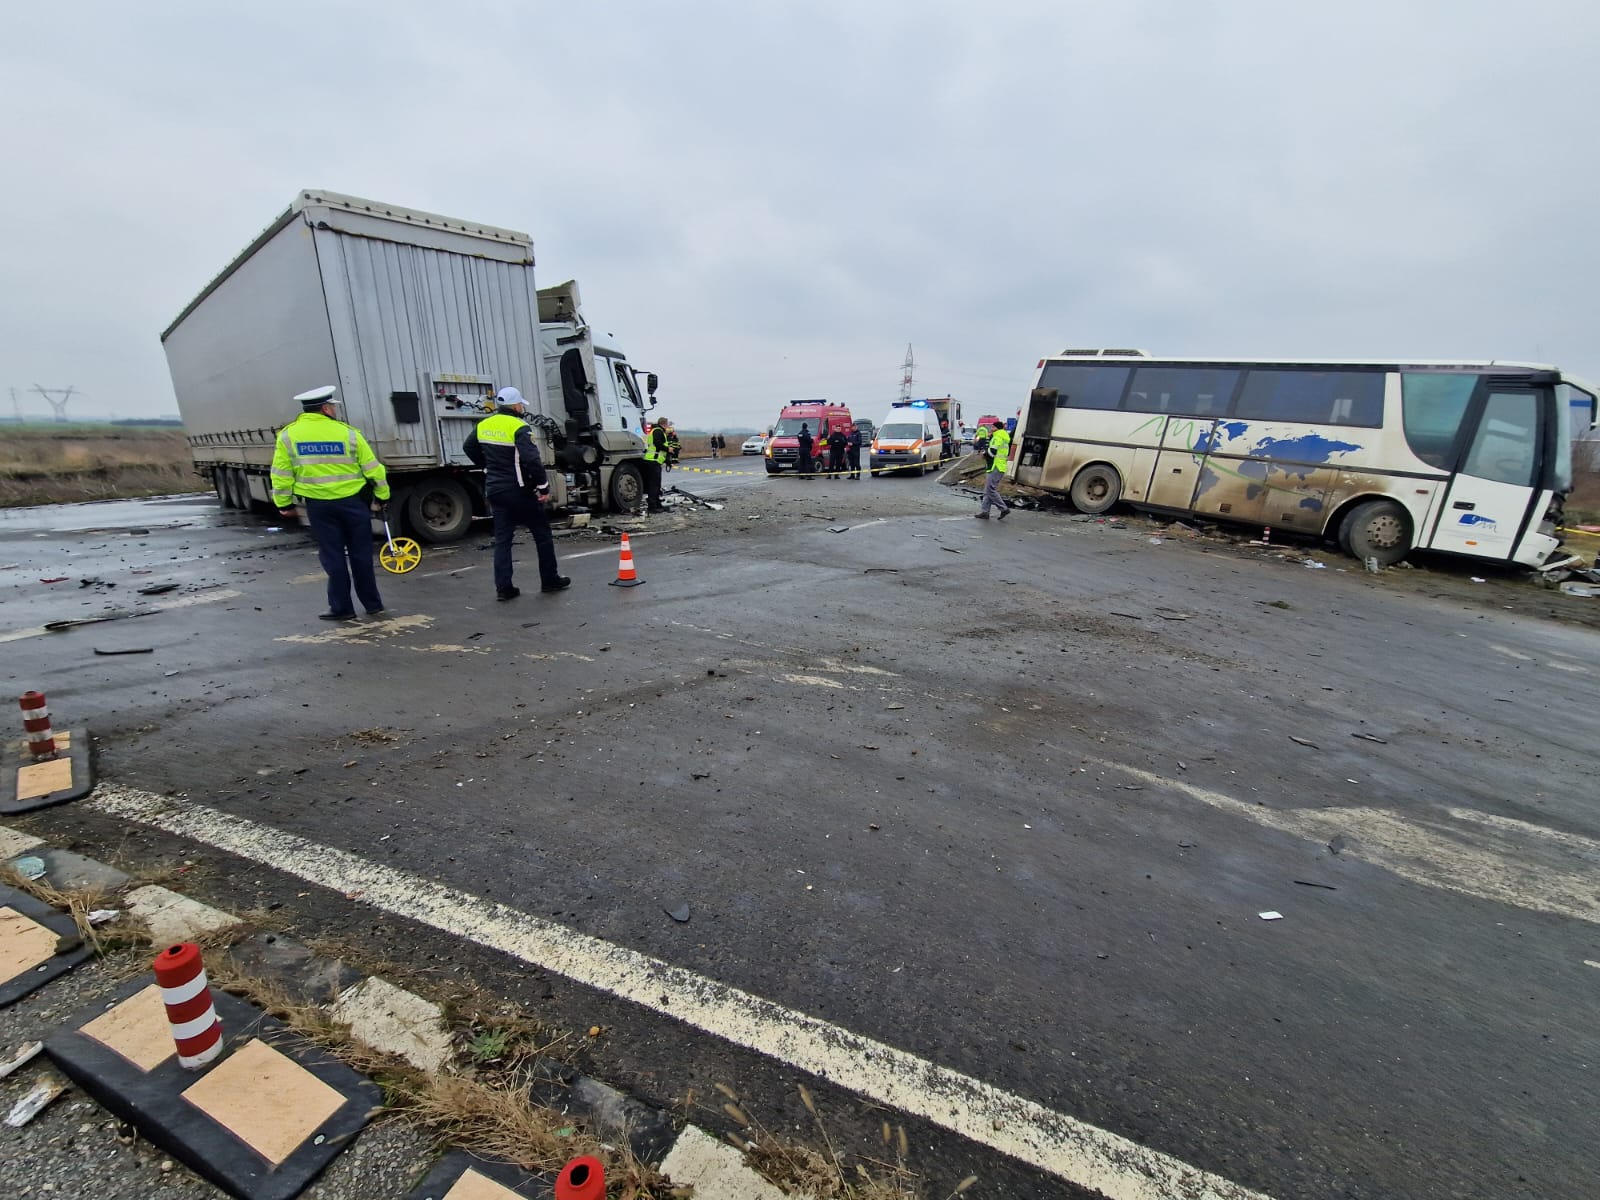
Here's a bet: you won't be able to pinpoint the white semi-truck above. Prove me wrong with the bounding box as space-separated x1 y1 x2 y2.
160 189 658 541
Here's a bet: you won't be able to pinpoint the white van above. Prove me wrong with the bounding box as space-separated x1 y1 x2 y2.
871 405 943 475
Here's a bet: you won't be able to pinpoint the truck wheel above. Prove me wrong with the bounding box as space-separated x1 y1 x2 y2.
608 463 643 513
212 471 234 509
1070 464 1121 514
1340 499 1411 566
225 468 249 510
406 478 473 544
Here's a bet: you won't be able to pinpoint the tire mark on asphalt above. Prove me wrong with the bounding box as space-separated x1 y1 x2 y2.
1092 758 1600 926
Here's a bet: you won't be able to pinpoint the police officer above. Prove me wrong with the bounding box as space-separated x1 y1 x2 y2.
271 385 390 621
975 421 1011 520
846 425 863 479
796 423 814 477
642 419 668 513
463 387 570 600
826 426 848 476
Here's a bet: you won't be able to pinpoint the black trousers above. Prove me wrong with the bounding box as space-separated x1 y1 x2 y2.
489 491 560 593
642 460 663 510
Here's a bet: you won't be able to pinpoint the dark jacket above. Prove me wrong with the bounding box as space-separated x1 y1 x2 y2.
463 416 550 501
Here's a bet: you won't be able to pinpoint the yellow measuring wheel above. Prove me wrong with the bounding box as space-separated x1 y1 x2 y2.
378 517 422 574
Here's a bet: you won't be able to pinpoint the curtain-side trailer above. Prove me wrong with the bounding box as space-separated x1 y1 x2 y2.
160 189 656 541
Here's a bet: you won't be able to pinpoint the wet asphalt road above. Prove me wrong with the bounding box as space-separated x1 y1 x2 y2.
3 460 1599 1199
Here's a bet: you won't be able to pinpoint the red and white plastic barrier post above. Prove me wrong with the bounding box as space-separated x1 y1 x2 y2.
19 691 55 758
555 1156 605 1200
153 943 223 1070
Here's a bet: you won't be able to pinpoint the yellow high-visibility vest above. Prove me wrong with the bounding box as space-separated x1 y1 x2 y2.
989 427 1011 473
270 412 389 506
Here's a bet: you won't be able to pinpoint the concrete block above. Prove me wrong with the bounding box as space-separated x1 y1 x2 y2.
125 884 240 945
660 1124 794 1199
31 847 132 893
0 825 45 859
332 976 451 1073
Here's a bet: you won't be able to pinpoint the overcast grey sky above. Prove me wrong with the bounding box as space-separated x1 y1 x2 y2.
4 1 1597 429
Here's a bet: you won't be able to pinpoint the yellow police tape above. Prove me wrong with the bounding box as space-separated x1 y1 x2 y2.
1561 527 1600 541
668 451 979 480
668 458 973 478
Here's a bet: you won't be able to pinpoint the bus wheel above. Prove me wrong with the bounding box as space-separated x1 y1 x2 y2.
1341 499 1411 566
1070 464 1121 514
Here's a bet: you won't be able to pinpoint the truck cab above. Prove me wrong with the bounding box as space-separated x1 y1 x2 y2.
536 280 657 513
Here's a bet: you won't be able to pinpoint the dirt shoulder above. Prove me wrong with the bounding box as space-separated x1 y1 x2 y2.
943 458 1600 632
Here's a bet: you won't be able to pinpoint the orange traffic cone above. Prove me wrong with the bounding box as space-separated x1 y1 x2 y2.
609 532 644 587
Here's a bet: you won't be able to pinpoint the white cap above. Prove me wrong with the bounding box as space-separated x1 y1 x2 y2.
495 386 527 408
294 385 338 409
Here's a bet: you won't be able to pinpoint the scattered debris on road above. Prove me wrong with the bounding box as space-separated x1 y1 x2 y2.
5 1073 68 1128
1293 880 1338 890
1328 834 1348 855
0 1043 43 1082
136 583 180 595
665 903 691 923
1351 732 1388 744
1289 735 1319 749
1258 911 1284 921
92 647 154 656
44 609 159 632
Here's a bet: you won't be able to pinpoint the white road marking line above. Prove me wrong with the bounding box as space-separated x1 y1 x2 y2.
1585 960 1600 970
1094 759 1600 925
0 588 243 644
416 564 477 578
87 785 1271 1200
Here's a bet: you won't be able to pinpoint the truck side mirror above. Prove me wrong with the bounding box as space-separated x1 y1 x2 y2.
646 373 658 396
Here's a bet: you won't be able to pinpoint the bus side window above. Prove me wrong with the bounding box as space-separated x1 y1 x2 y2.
1235 370 1382 426
1129 367 1239 417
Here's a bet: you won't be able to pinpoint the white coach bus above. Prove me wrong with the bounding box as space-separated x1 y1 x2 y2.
1012 351 1598 567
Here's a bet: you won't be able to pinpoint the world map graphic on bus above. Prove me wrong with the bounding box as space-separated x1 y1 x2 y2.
1187 423 1366 507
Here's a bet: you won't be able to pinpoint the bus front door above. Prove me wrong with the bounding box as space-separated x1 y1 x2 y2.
1425 386 1542 560
1144 417 1212 511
